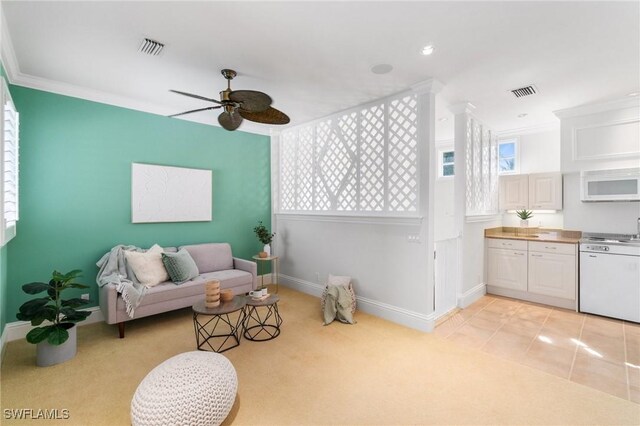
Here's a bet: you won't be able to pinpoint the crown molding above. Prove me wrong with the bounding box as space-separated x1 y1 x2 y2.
553 96 640 119
495 121 560 137
411 78 444 95
0 8 20 84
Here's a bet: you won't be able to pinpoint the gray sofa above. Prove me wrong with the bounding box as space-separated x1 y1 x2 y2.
99 243 257 338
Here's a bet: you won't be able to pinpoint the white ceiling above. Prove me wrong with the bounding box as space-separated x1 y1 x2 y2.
1 1 639 137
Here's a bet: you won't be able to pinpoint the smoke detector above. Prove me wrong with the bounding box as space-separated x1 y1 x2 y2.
510 85 537 98
139 38 164 56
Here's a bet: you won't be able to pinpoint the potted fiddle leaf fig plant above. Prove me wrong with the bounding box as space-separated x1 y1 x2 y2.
253 221 275 258
16 269 91 366
516 209 533 227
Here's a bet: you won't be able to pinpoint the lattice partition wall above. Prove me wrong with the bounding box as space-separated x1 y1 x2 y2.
279 94 419 214
465 117 498 216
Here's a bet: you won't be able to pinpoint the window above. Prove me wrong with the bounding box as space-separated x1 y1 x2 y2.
498 138 518 174
1 78 19 246
438 148 454 178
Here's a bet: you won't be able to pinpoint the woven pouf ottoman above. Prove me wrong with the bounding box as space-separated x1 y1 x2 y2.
131 351 238 426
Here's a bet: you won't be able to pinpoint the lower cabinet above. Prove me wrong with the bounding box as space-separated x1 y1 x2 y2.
486 238 577 309
487 248 527 291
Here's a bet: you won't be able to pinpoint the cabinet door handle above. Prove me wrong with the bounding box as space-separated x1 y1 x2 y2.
531 254 543 257
514 252 525 256
589 254 597 258
504 243 512 246
545 246 557 250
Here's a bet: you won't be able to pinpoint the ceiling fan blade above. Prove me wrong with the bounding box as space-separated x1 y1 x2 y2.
238 106 290 125
169 106 221 118
218 110 243 131
228 90 272 112
169 90 222 104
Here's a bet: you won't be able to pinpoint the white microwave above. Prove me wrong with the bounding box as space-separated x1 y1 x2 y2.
580 168 640 202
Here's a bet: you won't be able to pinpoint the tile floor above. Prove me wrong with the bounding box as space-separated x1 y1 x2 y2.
435 294 640 403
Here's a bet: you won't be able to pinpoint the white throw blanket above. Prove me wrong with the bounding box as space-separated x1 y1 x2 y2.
96 245 146 318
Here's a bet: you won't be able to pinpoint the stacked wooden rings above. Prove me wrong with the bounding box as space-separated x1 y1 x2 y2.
205 280 221 308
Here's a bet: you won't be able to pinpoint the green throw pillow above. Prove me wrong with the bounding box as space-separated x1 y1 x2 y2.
161 249 199 284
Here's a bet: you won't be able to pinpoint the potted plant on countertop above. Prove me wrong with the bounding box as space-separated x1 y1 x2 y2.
516 209 533 228
16 269 91 367
253 221 275 258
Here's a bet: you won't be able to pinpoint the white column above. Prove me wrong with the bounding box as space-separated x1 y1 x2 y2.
270 130 280 256
412 79 444 318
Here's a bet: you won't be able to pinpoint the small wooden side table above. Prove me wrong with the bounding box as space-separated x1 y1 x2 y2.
192 296 246 353
252 255 280 294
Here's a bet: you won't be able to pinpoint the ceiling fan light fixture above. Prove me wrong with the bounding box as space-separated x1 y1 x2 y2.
169 68 290 131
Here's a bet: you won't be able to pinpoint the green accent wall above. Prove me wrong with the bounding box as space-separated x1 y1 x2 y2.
1 61 8 334
5 85 271 321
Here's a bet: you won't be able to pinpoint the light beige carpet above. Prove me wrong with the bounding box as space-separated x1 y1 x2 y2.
1 287 638 425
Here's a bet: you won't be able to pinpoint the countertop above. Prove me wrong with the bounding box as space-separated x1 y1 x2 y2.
484 227 582 244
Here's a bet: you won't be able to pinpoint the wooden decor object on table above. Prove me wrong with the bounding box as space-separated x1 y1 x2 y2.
205 280 221 308
220 289 234 303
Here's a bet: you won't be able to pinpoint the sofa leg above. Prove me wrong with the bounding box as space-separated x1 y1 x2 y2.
118 322 125 338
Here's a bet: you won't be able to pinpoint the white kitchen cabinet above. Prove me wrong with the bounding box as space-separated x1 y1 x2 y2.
499 172 562 211
529 172 562 210
499 175 529 210
487 246 528 291
486 238 577 309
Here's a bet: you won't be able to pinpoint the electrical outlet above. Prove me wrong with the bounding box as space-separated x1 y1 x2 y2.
407 235 421 243
81 293 90 301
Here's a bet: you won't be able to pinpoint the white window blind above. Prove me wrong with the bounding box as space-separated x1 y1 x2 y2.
279 94 419 215
1 78 19 246
465 117 498 216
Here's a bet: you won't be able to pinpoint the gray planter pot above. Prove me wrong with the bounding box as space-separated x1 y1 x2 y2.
36 325 77 367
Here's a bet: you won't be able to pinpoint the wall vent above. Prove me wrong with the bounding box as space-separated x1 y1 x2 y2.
510 85 537 98
139 38 164 56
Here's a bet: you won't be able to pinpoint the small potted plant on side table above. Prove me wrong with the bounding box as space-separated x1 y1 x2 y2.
253 221 275 258
16 269 91 366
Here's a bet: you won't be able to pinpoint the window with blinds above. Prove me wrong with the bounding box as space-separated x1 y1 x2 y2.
1 78 19 246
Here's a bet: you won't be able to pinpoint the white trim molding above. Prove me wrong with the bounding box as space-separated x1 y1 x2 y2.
1 306 104 348
457 282 486 309
275 213 423 226
554 96 640 119
279 274 436 332
495 122 560 138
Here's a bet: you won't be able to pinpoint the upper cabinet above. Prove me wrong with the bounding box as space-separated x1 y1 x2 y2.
529 173 563 210
499 172 562 211
499 175 528 210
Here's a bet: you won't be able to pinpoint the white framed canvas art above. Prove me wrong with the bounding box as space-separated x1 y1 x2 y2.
131 163 212 223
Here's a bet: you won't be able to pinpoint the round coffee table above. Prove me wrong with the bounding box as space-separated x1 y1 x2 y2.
243 294 283 341
192 296 246 353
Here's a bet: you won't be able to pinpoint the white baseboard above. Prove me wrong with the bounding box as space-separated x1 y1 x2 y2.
0 324 7 364
1 306 104 349
279 274 436 332
458 283 486 309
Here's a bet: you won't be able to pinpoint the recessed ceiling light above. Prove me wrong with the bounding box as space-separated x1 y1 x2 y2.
517 113 528 118
371 64 393 75
421 45 435 56
627 91 639 97
438 117 448 122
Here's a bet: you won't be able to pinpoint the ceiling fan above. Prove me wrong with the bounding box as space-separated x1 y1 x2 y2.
169 69 290 131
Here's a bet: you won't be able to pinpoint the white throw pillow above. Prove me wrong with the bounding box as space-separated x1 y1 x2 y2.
124 244 169 287
327 274 351 287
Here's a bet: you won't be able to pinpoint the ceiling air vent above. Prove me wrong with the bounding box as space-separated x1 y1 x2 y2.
139 38 164 56
510 85 537 98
